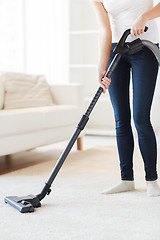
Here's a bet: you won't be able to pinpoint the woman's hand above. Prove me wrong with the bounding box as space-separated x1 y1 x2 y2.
131 2 160 37
98 71 111 93
131 14 147 37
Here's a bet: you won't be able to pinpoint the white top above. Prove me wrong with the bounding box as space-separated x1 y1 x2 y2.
93 0 159 43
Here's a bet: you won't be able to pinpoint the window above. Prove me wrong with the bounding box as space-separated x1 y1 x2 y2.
0 0 69 84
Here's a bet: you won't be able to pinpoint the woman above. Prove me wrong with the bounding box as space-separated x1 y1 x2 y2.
90 0 160 196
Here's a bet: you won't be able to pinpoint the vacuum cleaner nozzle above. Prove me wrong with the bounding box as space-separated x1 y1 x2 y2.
4 195 41 213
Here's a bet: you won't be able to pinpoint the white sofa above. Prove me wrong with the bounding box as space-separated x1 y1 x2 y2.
0 75 84 157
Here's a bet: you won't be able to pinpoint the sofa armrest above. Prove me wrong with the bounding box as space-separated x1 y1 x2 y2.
49 83 84 106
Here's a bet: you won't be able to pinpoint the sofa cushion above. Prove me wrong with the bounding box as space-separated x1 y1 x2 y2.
0 105 80 137
1 72 55 109
0 78 4 109
41 105 80 129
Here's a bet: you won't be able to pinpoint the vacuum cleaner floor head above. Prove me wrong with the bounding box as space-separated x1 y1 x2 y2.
4 195 41 213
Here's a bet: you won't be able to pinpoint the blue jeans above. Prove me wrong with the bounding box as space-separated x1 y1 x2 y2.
108 43 159 181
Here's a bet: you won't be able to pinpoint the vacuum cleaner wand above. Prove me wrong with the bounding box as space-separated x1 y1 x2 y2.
6 26 159 213
4 53 121 213
4 55 121 213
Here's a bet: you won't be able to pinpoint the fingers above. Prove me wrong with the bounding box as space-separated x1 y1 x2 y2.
131 26 145 37
99 76 111 94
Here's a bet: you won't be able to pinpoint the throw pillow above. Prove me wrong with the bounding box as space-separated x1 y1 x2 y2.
2 72 55 109
0 77 4 109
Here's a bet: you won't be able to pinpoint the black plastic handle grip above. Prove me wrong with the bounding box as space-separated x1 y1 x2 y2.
113 26 148 54
120 26 148 46
131 26 148 34
121 26 148 45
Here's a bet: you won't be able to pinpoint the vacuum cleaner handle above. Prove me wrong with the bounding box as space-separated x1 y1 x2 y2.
117 26 148 48
85 26 148 117
113 26 148 55
105 26 148 78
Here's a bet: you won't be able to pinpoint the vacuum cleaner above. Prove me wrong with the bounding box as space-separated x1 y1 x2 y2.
4 27 160 213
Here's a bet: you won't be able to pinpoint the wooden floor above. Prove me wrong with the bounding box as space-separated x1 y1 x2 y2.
0 135 116 175
1 133 159 176
0 151 53 175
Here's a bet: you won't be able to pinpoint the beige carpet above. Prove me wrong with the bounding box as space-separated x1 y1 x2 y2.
1 146 160 240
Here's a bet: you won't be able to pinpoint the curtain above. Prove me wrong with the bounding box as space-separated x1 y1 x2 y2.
0 0 69 84
24 0 69 83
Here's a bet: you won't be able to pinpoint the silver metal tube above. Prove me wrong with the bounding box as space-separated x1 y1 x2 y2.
142 40 160 65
